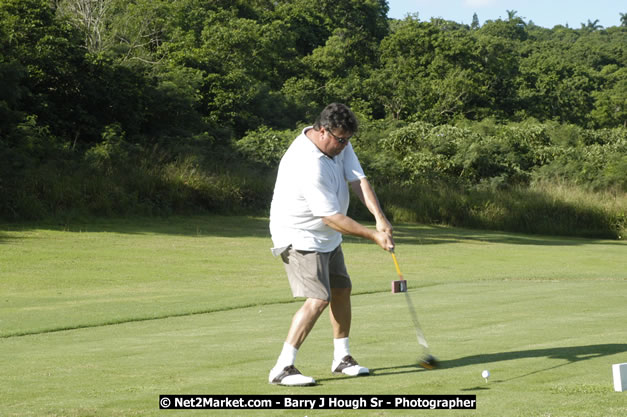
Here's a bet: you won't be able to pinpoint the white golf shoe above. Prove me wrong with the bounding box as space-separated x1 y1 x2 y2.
332 355 370 376
269 365 316 386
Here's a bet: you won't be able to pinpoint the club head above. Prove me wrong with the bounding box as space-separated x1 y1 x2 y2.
418 354 439 370
391 279 407 293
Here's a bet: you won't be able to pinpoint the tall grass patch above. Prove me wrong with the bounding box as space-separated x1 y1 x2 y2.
372 181 625 239
2 140 274 221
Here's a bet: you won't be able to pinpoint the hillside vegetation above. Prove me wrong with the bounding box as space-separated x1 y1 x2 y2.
1 0 625 237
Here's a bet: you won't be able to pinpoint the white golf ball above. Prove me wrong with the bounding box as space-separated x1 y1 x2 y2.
482 370 490 379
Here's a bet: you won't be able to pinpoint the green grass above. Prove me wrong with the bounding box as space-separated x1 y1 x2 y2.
1 216 626 416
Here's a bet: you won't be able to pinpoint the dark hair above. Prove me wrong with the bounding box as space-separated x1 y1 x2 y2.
313 103 358 134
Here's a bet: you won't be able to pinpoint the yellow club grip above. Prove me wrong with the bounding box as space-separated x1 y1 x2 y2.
391 252 404 279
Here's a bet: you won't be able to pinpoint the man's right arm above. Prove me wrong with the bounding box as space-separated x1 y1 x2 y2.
349 178 393 235
322 213 394 251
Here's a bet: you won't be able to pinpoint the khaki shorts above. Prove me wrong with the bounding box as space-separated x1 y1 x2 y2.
280 245 351 301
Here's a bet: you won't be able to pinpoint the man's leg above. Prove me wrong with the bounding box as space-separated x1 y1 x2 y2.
329 287 369 376
329 287 351 339
287 298 329 348
269 298 328 386
270 247 334 386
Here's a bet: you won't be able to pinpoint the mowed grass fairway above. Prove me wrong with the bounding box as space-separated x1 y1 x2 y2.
1 216 626 417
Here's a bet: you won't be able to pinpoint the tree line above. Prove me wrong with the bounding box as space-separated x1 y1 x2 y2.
1 0 625 236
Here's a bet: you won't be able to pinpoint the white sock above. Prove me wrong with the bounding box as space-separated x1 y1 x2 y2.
334 337 350 361
275 342 298 369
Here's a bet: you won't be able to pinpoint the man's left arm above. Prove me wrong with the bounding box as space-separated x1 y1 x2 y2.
350 178 393 235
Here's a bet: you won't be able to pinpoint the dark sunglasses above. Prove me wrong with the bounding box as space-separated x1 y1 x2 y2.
325 127 353 144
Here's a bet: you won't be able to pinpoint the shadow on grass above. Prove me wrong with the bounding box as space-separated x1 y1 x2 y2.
0 215 272 240
350 223 623 247
0 231 8 243
364 344 627 380
316 362 434 384
441 343 627 368
0 230 22 244
1 216 622 246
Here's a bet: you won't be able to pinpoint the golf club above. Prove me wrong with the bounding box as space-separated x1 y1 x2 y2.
391 251 407 293
390 250 439 369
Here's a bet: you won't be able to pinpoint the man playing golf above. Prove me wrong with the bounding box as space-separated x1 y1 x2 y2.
268 103 395 386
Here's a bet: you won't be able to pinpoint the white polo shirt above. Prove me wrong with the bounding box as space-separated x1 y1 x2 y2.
270 127 366 254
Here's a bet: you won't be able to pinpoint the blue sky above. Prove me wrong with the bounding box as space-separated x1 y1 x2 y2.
387 0 625 29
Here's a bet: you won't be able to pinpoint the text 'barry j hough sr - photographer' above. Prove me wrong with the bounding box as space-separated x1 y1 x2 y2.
158 395 477 410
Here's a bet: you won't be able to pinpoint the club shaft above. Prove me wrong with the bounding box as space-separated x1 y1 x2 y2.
392 252 430 352
391 253 403 279
404 291 430 350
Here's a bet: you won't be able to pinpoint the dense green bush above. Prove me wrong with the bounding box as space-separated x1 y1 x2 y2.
532 128 627 191
234 126 297 167
368 120 627 193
